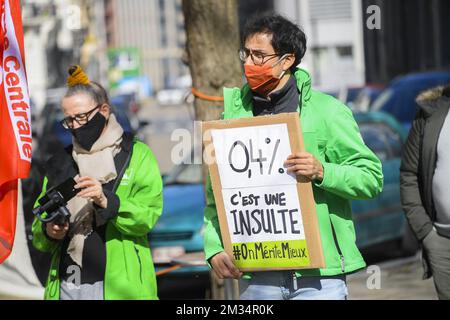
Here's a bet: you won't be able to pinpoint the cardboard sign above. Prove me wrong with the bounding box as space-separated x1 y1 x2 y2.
202 113 325 272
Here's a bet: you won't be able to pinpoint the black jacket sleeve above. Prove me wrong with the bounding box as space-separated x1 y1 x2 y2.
400 112 433 241
94 189 120 221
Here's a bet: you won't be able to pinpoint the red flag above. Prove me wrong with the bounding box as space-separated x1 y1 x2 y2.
0 0 32 264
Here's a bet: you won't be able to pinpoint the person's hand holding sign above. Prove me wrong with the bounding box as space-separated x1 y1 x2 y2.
210 252 243 279
284 152 324 182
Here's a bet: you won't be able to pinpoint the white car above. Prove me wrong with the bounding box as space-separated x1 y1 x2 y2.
156 88 188 106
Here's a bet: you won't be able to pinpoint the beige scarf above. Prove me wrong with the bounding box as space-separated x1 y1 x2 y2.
66 113 124 267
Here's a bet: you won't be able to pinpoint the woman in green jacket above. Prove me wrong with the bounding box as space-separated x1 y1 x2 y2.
204 14 383 300
32 65 163 300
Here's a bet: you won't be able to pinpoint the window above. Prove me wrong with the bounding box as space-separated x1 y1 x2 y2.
360 124 388 161
337 46 353 58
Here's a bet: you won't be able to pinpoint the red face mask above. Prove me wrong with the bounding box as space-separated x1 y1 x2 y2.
244 55 288 96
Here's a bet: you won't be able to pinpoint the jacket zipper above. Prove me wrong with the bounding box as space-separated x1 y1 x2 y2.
330 222 345 273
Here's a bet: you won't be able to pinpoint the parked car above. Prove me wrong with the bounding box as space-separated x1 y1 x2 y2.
349 84 385 112
338 86 365 105
149 158 209 299
370 71 450 129
156 74 192 106
352 111 417 254
149 111 417 298
156 88 188 106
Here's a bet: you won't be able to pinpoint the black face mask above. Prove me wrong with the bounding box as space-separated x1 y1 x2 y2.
70 112 107 151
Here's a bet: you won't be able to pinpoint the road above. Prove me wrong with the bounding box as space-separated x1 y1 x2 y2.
347 245 437 300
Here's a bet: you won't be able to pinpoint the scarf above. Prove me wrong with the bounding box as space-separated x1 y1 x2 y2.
66 113 124 267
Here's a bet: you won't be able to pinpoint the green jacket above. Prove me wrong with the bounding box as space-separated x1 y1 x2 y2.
204 68 383 277
32 138 163 299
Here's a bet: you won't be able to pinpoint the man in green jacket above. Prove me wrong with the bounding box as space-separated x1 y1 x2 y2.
204 14 383 300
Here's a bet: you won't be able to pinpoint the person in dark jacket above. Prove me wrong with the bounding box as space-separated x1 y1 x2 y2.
400 84 450 300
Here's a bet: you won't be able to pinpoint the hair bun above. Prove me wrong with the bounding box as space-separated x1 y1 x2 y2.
67 65 90 87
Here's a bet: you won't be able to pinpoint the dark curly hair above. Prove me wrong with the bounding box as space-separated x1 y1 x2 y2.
242 13 307 72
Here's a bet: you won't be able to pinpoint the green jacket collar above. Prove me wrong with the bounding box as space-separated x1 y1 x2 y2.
223 68 312 119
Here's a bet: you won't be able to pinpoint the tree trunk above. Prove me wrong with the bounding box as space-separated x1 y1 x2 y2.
182 0 243 300
182 0 243 187
182 0 242 122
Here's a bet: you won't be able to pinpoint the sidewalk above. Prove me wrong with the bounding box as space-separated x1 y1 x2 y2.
347 252 437 300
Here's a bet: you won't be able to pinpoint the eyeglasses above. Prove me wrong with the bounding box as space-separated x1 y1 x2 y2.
60 104 102 129
238 48 280 66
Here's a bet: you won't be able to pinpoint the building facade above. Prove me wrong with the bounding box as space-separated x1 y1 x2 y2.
105 0 188 92
275 0 366 93
363 0 450 84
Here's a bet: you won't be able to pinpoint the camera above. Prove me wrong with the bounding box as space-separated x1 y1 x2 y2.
32 178 80 226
